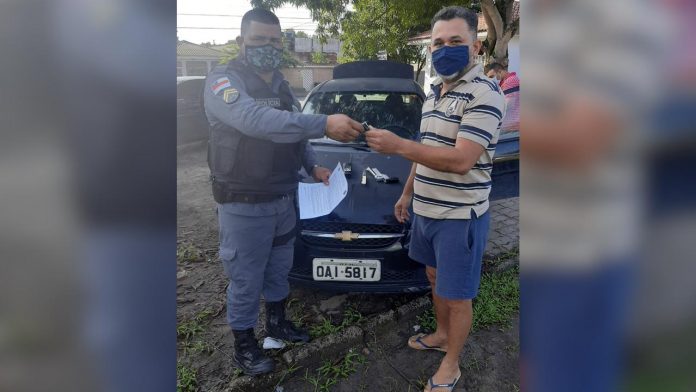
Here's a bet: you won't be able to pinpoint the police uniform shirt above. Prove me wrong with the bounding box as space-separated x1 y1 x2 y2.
203 61 327 172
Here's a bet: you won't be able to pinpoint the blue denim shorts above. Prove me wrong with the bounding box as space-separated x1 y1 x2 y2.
408 211 490 299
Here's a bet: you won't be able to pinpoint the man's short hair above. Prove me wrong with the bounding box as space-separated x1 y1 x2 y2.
431 6 478 39
484 62 506 73
241 8 280 36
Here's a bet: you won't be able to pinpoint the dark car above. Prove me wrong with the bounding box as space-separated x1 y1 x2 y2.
288 61 519 293
177 76 208 145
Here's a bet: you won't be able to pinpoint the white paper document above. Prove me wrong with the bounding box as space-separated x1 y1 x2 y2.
298 162 348 220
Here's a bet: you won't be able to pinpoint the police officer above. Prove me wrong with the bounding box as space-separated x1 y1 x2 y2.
203 8 363 376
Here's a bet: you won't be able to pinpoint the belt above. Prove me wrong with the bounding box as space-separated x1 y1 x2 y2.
225 193 293 204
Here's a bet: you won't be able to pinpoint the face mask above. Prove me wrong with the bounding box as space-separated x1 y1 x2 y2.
432 45 470 78
245 44 283 72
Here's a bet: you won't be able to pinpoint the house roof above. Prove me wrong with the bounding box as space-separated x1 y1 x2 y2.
408 3 520 44
177 40 224 58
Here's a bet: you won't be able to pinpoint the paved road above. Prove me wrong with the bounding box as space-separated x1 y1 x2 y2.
486 197 519 257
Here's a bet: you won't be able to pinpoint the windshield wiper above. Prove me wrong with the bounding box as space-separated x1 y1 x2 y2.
310 140 371 151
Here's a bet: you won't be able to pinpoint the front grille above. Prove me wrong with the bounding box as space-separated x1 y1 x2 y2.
300 222 403 249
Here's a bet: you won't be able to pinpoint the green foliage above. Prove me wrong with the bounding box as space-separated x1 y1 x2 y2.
177 309 213 341
472 266 519 331
309 307 364 338
177 363 197 392
417 264 519 333
311 51 329 64
303 349 367 392
253 0 516 71
416 307 437 332
218 42 240 65
282 49 301 68
177 243 205 263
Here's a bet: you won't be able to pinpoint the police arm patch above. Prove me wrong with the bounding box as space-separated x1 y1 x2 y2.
211 77 231 95
222 88 240 104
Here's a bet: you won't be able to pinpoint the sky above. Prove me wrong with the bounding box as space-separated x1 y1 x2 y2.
177 0 318 44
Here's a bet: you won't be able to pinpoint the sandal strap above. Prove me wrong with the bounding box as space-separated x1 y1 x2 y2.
428 375 460 390
416 336 438 349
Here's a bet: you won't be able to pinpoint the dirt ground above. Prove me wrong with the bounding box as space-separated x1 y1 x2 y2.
177 141 519 391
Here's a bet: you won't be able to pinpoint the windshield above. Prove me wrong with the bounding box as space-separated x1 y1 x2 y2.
303 92 422 142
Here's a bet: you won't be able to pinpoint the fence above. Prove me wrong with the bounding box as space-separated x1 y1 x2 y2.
280 65 335 92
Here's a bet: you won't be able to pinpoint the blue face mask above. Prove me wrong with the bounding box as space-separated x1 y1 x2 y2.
431 45 470 77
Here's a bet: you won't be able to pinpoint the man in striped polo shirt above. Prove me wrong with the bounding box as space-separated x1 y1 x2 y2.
366 6 504 391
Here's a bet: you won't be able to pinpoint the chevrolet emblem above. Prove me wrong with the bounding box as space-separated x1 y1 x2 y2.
335 231 360 241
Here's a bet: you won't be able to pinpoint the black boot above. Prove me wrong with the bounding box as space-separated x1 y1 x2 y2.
265 299 310 343
232 329 275 376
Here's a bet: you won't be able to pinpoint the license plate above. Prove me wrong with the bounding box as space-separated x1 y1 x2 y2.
312 258 381 282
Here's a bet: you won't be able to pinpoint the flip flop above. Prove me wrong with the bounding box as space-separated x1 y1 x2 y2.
408 333 447 353
425 369 461 391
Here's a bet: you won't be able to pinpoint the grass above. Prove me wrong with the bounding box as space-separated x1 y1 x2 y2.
416 266 519 332
303 349 367 392
181 339 211 356
177 309 213 341
472 266 519 331
177 243 205 263
416 308 437 332
274 362 302 389
310 307 364 338
177 362 197 392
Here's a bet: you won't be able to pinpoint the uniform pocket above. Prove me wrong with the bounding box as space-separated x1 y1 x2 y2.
219 246 237 263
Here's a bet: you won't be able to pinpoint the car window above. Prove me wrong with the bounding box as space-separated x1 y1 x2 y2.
499 129 520 141
303 92 422 140
177 79 204 100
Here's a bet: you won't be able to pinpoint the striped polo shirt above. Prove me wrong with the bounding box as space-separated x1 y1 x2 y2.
414 63 505 220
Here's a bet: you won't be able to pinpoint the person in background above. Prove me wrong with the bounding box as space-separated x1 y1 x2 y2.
485 62 519 133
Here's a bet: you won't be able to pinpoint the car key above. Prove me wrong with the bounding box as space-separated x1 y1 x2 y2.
367 167 399 184
342 161 352 177
361 121 370 133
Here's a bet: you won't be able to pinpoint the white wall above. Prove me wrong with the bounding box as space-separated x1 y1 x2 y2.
507 35 520 76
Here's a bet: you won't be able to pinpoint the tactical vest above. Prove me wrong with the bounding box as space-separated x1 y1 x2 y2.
208 60 305 203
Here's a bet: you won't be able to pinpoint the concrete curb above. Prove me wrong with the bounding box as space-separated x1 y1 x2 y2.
225 294 434 391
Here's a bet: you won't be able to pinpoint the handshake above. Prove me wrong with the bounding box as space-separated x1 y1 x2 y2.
326 114 407 154
324 114 365 142
324 114 404 155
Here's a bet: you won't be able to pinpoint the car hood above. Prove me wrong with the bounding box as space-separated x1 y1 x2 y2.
304 143 410 227
303 135 520 226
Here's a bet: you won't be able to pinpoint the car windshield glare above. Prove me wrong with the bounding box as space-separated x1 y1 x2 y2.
304 92 422 141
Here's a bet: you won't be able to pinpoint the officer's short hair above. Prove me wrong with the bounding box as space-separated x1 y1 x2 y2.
241 8 280 35
485 62 506 73
431 6 478 40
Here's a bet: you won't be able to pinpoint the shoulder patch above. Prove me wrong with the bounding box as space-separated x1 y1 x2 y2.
211 77 232 95
222 88 240 104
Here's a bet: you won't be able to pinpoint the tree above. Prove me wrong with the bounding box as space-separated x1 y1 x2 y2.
311 51 329 64
480 0 519 65
218 42 240 65
250 1 516 73
295 31 309 38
